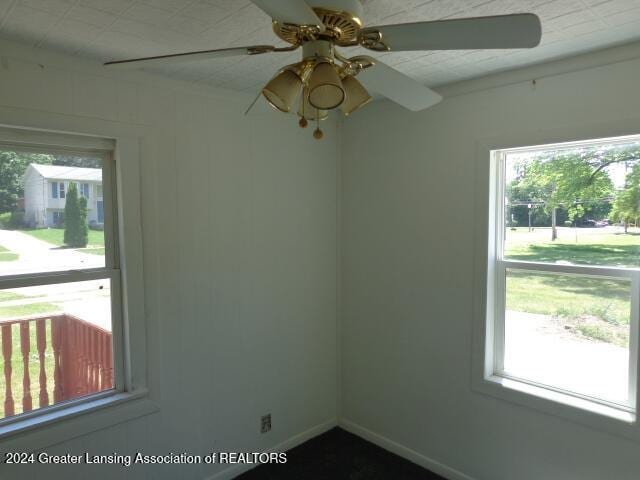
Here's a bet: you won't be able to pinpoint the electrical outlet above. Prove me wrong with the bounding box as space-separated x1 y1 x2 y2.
261 414 271 433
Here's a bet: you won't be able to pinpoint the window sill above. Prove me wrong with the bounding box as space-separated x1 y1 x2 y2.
0 390 158 453
473 374 640 441
490 375 634 422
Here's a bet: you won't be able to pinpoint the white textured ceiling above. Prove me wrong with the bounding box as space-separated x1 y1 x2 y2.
1 0 640 93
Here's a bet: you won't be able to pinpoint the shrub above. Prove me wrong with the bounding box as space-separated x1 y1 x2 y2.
0 211 24 229
9 211 24 229
64 184 88 247
0 212 10 228
78 196 88 247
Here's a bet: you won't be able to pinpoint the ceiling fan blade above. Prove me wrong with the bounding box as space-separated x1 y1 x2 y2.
250 0 324 28
357 60 442 112
362 14 541 51
104 45 275 68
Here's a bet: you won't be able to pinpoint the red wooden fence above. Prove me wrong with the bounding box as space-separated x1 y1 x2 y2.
1 314 113 418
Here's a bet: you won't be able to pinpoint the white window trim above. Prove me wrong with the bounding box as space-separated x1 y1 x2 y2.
491 147 639 413
472 124 640 442
0 118 156 451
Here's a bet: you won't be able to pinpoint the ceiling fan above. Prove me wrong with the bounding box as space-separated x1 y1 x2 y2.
105 0 542 139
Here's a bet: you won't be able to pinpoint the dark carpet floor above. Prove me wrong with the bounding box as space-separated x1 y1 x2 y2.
236 427 445 480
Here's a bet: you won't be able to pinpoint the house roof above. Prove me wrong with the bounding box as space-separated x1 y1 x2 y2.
29 164 102 182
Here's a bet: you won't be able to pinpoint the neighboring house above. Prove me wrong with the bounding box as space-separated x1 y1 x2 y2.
23 164 104 228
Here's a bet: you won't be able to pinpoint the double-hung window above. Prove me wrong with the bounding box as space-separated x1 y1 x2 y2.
484 134 640 421
0 136 122 424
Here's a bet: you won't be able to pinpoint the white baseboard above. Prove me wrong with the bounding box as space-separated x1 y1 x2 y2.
205 418 338 480
339 418 476 480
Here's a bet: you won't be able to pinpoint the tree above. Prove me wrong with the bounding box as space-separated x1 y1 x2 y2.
611 164 640 232
515 152 614 240
0 151 53 213
64 183 88 247
78 195 89 247
507 176 553 227
53 155 102 168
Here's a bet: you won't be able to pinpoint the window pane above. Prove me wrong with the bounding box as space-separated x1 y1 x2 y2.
0 278 113 419
504 268 631 405
0 149 106 275
504 140 640 267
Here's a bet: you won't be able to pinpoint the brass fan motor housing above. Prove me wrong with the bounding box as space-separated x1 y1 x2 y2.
273 7 363 46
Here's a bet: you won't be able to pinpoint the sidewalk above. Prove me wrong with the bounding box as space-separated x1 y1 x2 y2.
505 310 628 404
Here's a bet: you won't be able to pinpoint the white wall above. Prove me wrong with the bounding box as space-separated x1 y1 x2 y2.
0 39 338 480
5 33 640 480
340 49 640 480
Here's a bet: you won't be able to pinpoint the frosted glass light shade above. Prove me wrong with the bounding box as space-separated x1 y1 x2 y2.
308 62 345 110
262 69 303 113
340 75 372 116
298 87 329 121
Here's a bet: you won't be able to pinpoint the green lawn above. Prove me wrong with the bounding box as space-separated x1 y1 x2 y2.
506 228 640 268
77 247 105 256
21 228 104 248
506 269 630 346
0 291 25 302
0 244 18 262
0 302 60 320
505 227 640 346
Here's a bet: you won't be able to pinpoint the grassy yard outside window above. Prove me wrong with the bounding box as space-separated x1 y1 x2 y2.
487 134 640 419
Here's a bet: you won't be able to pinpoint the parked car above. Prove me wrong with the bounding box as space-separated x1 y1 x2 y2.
584 219 608 228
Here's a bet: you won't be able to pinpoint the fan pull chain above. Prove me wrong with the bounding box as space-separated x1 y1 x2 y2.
299 91 308 128
313 109 323 140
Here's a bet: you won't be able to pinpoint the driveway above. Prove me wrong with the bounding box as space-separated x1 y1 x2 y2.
0 228 102 275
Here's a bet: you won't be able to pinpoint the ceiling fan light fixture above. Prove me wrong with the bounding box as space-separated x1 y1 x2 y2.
105 3 542 142
308 61 345 110
262 65 304 113
299 86 329 122
340 75 372 116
